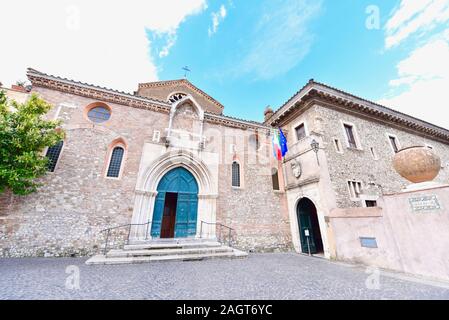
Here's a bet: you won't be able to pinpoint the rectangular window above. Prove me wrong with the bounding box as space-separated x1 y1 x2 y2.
344 124 357 149
152 130 161 143
370 147 378 160
334 138 342 153
365 200 377 207
232 162 240 187
295 124 306 141
347 181 363 199
272 169 280 191
389 135 399 153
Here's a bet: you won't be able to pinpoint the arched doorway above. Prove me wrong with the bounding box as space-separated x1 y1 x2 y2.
151 167 199 238
297 198 324 254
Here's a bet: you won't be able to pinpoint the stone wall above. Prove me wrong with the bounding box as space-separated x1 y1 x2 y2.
311 104 449 208
0 86 292 257
203 122 292 252
0 87 166 257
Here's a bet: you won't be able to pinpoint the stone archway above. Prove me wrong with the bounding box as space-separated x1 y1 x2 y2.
296 197 324 254
129 149 218 242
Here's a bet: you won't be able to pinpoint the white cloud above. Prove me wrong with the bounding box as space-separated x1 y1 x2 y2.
379 30 449 128
0 0 207 92
385 0 449 49
234 0 321 80
208 5 227 36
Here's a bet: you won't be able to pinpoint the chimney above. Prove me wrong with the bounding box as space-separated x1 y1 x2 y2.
264 106 274 122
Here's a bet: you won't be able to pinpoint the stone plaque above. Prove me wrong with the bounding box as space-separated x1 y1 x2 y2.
409 195 441 212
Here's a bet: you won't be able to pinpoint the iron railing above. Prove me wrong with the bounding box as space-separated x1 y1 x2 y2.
100 221 152 255
199 220 235 247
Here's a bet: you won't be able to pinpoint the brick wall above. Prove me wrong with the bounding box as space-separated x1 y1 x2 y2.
0 86 292 257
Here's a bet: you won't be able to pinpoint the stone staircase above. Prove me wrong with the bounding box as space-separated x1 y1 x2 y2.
85 239 248 265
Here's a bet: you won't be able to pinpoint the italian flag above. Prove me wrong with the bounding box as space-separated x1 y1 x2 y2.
272 129 282 161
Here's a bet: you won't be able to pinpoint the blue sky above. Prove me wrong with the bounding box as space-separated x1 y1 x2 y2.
2 0 449 127
145 0 410 122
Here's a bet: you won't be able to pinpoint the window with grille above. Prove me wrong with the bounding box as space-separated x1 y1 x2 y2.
45 141 64 172
272 168 280 191
232 161 240 187
87 106 111 123
347 181 362 199
344 124 357 149
107 147 124 178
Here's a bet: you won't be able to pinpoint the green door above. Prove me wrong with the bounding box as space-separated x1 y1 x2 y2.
298 212 317 254
297 198 322 254
151 167 199 238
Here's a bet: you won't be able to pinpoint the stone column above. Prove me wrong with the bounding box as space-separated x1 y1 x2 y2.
196 193 218 239
129 190 157 242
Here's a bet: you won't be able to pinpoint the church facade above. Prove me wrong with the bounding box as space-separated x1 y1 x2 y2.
1 68 449 259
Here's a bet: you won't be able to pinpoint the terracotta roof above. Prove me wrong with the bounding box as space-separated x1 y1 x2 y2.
26 68 269 132
267 79 449 143
27 68 170 106
138 78 224 111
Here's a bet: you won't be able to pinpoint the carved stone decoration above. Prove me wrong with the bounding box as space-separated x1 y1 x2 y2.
291 158 302 179
393 146 441 183
166 95 205 150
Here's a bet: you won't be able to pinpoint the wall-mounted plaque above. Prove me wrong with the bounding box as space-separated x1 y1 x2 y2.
360 237 378 248
409 195 441 212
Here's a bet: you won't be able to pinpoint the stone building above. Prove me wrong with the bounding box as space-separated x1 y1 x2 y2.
1 69 448 262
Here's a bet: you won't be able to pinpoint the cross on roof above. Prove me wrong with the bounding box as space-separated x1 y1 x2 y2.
182 66 191 78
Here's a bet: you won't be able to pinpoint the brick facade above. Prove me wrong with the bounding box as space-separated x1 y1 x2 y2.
1 71 448 258
0 73 291 257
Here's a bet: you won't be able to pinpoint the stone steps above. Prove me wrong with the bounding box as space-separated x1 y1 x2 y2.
86 240 247 265
123 241 222 251
106 246 232 258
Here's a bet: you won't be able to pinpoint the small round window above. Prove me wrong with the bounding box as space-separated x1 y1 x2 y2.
87 106 111 123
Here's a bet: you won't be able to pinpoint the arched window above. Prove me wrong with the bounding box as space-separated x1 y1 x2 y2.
87 105 111 123
271 168 280 191
107 147 125 178
168 93 187 103
232 161 240 187
46 141 64 172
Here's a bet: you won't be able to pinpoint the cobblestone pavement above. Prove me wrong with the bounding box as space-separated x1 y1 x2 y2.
1 253 448 300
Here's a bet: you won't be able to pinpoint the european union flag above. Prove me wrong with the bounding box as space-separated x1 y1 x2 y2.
279 128 288 157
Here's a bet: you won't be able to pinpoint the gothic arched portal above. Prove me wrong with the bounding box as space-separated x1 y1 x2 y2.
151 167 199 238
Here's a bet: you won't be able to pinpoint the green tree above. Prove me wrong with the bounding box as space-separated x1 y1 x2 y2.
0 90 65 195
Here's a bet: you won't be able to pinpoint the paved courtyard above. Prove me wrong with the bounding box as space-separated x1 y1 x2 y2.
1 253 448 300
